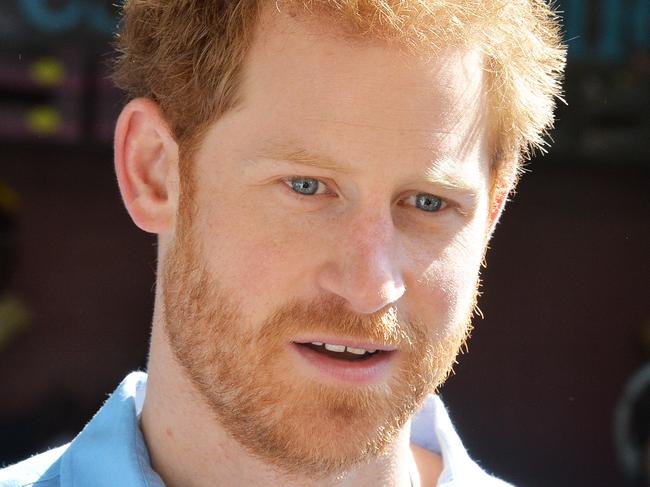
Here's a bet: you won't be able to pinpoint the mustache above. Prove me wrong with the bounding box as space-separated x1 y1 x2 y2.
257 296 426 349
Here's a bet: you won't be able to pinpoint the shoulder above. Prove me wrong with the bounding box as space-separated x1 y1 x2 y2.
0 444 68 487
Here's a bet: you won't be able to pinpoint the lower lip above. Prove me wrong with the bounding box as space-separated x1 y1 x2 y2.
289 343 397 386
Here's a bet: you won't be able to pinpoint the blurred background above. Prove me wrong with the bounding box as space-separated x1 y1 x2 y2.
0 1 648 486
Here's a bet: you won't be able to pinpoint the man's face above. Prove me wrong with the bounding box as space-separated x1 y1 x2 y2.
162 10 493 479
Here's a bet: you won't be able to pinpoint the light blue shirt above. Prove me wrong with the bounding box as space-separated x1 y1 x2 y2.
0 372 511 486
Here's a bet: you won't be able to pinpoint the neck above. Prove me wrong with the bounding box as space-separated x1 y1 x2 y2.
141 321 418 487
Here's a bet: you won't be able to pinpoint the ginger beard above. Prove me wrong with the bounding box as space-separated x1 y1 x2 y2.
162 184 478 479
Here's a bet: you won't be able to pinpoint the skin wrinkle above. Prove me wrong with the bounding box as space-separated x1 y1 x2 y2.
253 146 483 201
162 177 472 480
107 3 567 485
114 0 565 194
132 6 527 487
253 140 484 199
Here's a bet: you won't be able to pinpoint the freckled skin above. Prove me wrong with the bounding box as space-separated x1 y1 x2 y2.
190 42 490 325
139 7 500 487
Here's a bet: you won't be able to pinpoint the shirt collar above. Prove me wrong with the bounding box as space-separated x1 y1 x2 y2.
411 394 510 485
59 372 496 487
59 372 163 487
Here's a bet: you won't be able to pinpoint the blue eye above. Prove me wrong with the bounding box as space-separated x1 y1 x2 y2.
414 193 444 212
289 177 321 195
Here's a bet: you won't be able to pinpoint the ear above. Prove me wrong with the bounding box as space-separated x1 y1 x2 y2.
114 98 179 234
485 151 520 241
485 184 513 242
486 187 509 239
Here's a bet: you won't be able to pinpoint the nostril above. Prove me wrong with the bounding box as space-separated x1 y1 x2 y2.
346 281 405 315
315 245 405 313
379 280 406 302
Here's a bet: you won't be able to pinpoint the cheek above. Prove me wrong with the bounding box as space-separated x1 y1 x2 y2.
196 194 324 302
411 224 486 326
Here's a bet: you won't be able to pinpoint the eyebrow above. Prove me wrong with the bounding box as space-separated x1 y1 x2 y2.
255 146 351 172
422 160 480 194
255 145 479 194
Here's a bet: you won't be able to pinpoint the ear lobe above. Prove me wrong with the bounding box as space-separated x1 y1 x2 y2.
114 98 179 234
485 152 520 241
486 187 510 240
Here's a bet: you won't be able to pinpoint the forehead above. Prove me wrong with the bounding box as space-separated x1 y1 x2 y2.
220 6 488 178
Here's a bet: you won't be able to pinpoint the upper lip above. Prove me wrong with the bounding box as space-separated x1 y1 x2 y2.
291 336 398 352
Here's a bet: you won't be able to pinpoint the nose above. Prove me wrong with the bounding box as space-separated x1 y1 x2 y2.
317 210 406 314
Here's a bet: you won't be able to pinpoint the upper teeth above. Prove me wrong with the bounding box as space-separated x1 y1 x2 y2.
317 342 377 355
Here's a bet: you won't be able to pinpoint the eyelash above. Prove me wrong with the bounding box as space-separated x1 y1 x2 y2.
283 176 450 213
282 177 332 196
401 194 448 213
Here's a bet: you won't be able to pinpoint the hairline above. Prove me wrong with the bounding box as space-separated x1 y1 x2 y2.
175 10 510 201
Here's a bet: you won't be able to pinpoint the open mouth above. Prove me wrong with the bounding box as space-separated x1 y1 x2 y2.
294 341 381 361
290 339 397 384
